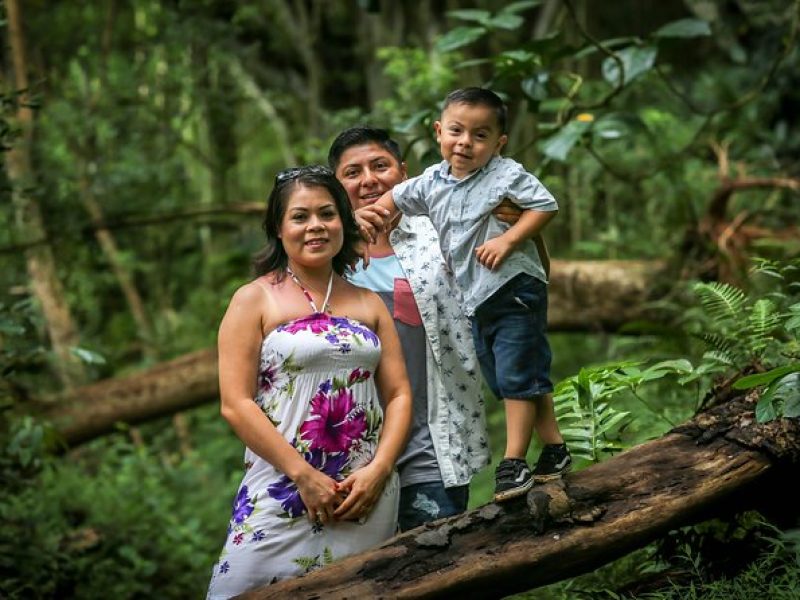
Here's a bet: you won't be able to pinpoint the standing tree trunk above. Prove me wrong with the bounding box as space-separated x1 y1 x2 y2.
3 0 85 387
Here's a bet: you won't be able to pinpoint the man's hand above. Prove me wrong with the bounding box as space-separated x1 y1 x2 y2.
492 198 522 225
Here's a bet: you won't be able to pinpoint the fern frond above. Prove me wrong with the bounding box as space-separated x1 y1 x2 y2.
697 332 736 356
702 349 736 367
745 298 781 357
693 282 746 323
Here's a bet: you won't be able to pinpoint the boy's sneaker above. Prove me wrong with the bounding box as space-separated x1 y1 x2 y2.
494 458 534 502
532 444 572 482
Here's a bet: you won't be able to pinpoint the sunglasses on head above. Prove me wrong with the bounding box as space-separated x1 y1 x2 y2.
275 165 333 183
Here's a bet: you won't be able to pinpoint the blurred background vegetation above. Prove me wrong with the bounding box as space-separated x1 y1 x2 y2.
1 0 798 598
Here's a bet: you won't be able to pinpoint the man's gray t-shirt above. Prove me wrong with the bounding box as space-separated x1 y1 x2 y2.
392 155 557 316
349 255 441 487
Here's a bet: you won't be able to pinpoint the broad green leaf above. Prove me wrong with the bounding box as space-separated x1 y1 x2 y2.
70 347 107 365
755 396 779 423
653 18 712 39
502 0 543 14
446 10 491 25
436 26 486 52
488 13 524 30
499 49 537 64
573 36 640 59
395 109 430 134
0 320 25 335
756 373 800 422
733 364 800 390
602 46 658 87
521 72 549 101
540 118 592 161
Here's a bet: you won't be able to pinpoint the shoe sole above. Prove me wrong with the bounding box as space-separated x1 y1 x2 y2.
533 467 571 484
493 477 535 502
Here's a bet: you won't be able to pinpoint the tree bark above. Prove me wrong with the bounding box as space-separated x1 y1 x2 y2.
237 391 800 599
3 0 86 387
39 348 218 447
38 260 666 446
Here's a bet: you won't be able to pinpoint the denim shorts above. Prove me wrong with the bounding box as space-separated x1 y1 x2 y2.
398 482 469 532
470 273 553 400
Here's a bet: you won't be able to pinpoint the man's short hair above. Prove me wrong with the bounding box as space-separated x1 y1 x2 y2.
328 126 403 171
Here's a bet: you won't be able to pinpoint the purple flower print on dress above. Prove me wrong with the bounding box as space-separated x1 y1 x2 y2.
231 485 254 524
267 449 348 518
251 530 265 542
219 561 230 574
331 316 379 347
259 362 279 393
279 314 330 336
278 314 379 348
300 385 366 453
233 533 244 545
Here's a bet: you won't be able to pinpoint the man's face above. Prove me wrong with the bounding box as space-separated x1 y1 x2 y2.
434 102 507 179
334 143 407 210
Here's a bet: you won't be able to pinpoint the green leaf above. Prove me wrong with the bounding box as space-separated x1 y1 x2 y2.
756 373 800 422
756 395 779 423
488 13 524 30
502 0 543 14
733 364 800 390
591 112 647 140
602 46 657 87
436 26 487 52
521 72 549 101
540 119 592 161
447 9 491 25
70 347 107 365
395 109 430 134
653 18 712 39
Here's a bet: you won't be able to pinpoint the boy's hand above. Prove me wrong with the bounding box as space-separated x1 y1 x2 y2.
476 236 515 271
354 205 391 244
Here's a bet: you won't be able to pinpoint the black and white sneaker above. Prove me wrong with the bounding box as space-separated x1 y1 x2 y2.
494 458 534 502
532 444 572 482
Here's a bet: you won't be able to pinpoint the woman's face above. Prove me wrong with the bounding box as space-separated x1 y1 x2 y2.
279 184 344 268
334 143 407 210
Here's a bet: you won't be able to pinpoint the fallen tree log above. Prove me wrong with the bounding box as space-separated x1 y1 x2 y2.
38 260 665 447
40 348 218 447
238 390 800 600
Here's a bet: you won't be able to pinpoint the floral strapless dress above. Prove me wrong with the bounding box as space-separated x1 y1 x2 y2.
206 311 399 599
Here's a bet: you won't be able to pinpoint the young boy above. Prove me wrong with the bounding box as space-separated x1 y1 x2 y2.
356 87 571 502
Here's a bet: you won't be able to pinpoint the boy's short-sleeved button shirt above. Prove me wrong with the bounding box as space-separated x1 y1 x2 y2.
392 155 557 316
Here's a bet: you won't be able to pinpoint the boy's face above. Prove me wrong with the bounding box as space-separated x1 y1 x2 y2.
434 102 507 179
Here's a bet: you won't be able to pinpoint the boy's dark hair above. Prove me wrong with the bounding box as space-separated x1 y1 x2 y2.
253 165 360 278
443 87 507 133
328 126 403 171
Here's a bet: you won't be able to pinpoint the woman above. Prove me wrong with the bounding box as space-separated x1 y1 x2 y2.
207 165 411 598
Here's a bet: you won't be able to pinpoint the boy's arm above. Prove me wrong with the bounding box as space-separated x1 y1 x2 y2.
354 190 400 244
476 208 556 271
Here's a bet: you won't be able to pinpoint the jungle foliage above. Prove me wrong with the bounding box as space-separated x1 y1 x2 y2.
1 0 798 598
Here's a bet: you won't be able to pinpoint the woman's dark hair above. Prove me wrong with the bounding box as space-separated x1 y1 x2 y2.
253 165 360 278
